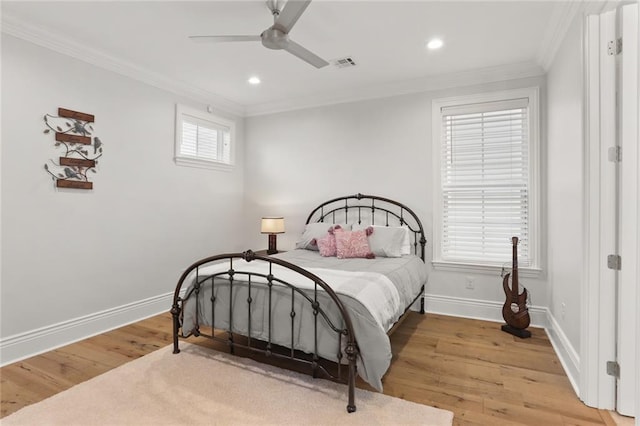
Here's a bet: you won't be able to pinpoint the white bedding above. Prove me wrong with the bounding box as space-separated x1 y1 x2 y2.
180 249 428 391
190 260 403 332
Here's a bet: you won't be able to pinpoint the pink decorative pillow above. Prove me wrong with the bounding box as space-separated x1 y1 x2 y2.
334 227 375 259
316 225 342 257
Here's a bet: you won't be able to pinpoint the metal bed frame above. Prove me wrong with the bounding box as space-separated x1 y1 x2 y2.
171 193 426 413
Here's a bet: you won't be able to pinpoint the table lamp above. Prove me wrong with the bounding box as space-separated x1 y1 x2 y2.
261 217 285 254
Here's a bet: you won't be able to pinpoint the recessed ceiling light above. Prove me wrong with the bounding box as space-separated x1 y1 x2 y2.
427 38 443 50
248 76 261 85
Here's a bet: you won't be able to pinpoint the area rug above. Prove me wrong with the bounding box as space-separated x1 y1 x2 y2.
3 343 453 425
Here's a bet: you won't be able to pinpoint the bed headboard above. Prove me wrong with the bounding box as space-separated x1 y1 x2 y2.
305 193 427 261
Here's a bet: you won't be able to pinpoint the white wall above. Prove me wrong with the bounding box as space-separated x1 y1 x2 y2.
244 76 549 321
637 4 640 421
0 15 592 404
0 35 245 362
546 14 584 366
244 94 432 251
636 5 640 419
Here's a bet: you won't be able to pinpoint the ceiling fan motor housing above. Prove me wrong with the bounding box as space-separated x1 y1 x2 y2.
261 27 289 50
190 0 328 68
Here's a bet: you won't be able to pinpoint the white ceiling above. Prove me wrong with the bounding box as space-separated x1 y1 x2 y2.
2 1 582 116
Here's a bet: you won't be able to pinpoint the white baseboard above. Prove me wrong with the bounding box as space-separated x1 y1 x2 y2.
424 293 548 327
1 289 582 400
424 293 580 396
545 310 581 396
0 291 176 367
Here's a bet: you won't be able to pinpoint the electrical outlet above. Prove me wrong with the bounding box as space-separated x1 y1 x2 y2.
561 302 566 319
465 276 475 289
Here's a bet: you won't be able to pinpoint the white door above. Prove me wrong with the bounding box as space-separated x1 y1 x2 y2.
616 2 638 418
582 5 638 417
582 9 617 411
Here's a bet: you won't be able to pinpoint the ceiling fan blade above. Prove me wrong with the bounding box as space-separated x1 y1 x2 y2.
284 40 329 68
189 35 261 43
273 0 312 33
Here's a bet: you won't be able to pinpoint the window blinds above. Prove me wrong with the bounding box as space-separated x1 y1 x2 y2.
180 115 230 163
440 98 530 266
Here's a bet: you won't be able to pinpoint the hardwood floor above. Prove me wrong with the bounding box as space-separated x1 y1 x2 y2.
1 312 615 425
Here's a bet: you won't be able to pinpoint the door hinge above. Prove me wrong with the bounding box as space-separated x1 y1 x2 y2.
607 254 621 270
606 361 620 378
608 146 622 162
608 38 622 55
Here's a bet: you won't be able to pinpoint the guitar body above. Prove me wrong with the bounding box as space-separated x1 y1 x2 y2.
502 273 531 329
501 237 531 331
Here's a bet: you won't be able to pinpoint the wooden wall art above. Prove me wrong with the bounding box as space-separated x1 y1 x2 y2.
43 108 103 190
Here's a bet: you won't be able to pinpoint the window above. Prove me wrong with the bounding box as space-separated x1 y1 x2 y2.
175 104 234 170
432 88 540 272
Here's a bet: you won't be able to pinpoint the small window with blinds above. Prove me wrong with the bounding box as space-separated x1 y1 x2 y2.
432 88 540 271
174 104 234 170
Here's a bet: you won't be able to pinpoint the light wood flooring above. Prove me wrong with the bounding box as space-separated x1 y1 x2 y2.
1 312 616 425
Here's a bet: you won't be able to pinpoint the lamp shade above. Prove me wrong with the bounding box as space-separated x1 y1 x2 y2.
261 217 285 234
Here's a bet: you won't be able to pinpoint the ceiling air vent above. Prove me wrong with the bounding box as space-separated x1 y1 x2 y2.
332 57 357 68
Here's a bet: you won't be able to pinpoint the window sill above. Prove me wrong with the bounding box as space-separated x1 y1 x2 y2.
431 260 543 278
175 156 233 172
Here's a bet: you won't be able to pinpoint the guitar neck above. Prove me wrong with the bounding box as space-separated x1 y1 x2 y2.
512 238 519 295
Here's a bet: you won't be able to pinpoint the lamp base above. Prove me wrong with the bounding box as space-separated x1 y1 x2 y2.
267 234 278 255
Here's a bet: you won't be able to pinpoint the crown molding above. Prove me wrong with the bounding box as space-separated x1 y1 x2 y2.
244 61 545 117
536 1 617 72
2 11 546 119
1 13 246 117
537 0 588 71
583 0 620 16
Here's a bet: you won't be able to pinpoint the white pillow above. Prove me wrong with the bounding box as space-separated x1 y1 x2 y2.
352 224 412 256
368 226 406 257
399 226 412 255
296 223 351 251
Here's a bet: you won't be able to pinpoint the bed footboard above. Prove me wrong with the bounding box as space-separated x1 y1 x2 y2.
171 249 359 413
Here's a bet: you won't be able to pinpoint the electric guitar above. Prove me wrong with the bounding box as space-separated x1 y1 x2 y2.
502 236 530 330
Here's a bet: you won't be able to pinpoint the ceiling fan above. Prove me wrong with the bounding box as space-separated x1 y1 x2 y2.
189 0 329 69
